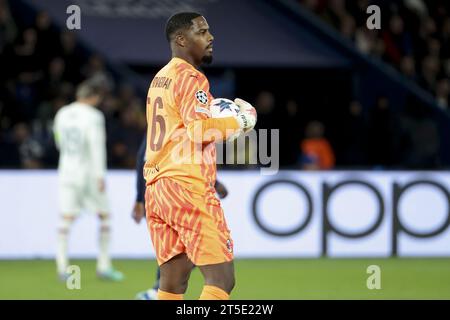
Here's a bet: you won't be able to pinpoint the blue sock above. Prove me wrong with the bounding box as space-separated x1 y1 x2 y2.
153 267 160 290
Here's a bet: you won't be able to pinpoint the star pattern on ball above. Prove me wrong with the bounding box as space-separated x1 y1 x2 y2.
218 100 233 112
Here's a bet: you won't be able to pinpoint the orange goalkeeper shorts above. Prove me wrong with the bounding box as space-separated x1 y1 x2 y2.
145 177 234 266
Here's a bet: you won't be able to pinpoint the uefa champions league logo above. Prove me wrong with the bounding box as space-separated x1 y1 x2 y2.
195 90 209 105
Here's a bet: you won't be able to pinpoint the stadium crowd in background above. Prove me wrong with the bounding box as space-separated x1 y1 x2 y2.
300 0 450 111
0 2 146 169
0 0 446 170
296 0 446 169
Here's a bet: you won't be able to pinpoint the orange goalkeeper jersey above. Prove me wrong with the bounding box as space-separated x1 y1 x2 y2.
144 57 237 195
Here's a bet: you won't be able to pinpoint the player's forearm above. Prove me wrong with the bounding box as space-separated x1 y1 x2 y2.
186 117 240 143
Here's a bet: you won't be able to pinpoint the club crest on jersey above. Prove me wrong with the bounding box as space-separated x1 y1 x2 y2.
195 90 208 105
226 239 233 253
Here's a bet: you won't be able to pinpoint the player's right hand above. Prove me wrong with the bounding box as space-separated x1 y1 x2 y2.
132 201 145 224
234 98 257 133
215 180 228 199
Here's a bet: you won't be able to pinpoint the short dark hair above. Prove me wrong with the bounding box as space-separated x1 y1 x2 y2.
165 12 202 42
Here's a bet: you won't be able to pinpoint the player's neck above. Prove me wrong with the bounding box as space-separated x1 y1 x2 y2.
172 53 199 69
77 99 95 107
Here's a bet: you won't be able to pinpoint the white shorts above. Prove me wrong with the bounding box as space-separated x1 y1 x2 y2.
59 181 109 216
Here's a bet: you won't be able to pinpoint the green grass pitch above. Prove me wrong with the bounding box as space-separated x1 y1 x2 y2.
0 258 449 299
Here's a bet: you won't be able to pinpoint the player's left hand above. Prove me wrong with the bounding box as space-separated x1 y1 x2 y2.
132 201 145 224
215 181 228 199
234 98 257 133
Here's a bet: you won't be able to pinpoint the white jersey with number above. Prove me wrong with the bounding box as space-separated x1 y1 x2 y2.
53 102 108 214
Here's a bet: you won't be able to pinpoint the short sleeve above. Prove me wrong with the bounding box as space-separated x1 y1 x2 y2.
175 70 213 126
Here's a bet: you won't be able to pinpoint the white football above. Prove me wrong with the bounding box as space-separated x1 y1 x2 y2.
210 98 240 118
209 98 242 142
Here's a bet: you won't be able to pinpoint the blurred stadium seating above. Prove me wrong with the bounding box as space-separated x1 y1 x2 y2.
2 0 450 170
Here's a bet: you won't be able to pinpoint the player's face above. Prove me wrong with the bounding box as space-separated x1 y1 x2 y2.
187 16 214 65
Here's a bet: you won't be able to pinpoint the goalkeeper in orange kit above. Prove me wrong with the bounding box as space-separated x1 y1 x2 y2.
143 12 257 300
132 136 230 300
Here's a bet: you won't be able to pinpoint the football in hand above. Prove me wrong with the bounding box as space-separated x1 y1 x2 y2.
210 98 242 142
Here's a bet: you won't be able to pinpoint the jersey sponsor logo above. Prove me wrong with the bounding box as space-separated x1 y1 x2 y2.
195 90 208 105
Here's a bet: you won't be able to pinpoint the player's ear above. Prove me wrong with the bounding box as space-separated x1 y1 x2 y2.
175 33 186 47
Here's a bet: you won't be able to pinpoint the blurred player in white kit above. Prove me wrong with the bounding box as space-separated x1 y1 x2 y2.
53 79 124 282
